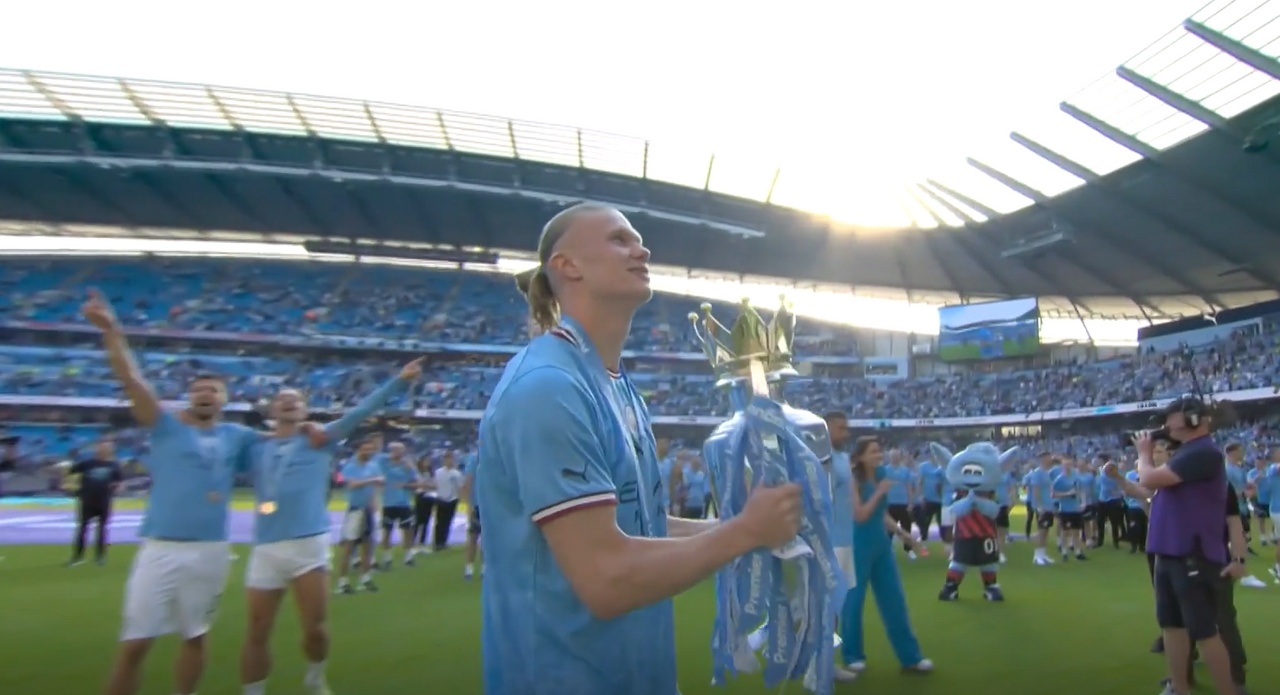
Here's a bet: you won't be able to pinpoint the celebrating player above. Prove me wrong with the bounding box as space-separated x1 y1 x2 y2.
237 360 418 695
376 441 420 570
334 437 386 593
476 204 801 694
84 290 259 695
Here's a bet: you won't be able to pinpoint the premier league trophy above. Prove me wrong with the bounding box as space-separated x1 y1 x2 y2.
691 298 846 695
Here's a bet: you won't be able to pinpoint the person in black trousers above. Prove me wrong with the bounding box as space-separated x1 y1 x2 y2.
1093 454 1128 549
411 457 437 554
431 452 465 551
1106 453 1250 694
67 439 123 566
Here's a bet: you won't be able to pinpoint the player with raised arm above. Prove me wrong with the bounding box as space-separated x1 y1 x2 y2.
83 290 259 695
477 203 801 695
238 359 420 695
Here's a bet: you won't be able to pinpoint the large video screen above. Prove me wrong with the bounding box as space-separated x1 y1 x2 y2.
937 297 1041 361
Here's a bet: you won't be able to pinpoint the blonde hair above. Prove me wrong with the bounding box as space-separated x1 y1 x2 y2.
515 202 613 334
515 267 559 334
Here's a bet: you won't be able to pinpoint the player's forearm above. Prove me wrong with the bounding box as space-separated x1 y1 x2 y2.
667 516 717 538
101 328 160 425
326 377 409 441
593 518 757 619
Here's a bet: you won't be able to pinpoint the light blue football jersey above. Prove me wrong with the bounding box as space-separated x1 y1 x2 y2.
475 318 674 695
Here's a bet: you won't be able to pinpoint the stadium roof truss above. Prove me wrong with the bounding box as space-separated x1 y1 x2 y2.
0 0 1278 324
916 0 1280 323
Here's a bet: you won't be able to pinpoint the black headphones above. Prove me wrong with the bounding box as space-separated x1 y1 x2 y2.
1176 395 1208 428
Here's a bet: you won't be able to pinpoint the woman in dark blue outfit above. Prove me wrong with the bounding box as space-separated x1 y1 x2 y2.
840 436 933 675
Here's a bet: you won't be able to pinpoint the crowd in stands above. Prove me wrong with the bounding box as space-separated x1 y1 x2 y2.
1 256 1279 479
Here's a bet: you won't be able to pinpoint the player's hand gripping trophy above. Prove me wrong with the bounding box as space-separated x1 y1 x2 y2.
692 297 846 695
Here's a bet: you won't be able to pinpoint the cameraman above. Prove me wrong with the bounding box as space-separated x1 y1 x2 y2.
1107 458 1249 694
1137 397 1236 695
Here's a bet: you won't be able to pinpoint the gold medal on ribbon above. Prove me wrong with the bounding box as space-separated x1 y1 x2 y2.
258 501 278 515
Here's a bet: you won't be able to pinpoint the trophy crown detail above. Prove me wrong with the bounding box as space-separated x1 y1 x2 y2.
687 296 797 383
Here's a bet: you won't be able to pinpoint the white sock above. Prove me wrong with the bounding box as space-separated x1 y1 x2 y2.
243 681 266 695
304 661 326 685
465 563 474 572
360 572 372 583
336 576 349 586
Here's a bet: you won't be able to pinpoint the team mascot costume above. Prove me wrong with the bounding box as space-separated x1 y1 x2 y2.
692 298 847 695
930 442 1019 602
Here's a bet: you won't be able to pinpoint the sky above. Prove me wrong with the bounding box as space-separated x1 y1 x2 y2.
1 0 1213 228
2 0 1274 344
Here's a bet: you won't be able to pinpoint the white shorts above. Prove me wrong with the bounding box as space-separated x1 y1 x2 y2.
940 505 955 527
834 546 855 589
120 540 231 641
339 509 376 542
245 534 331 590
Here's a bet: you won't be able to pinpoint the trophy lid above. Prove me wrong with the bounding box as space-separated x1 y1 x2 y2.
688 296 798 385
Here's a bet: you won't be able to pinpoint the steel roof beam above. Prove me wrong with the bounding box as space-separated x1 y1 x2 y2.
1115 67 1226 128
966 157 1226 310
0 150 768 239
765 168 780 204
1059 103 1159 158
1184 20 1280 81
892 193 928 303
1120 63 1280 172
902 189 969 297
1064 100 1280 231
927 178 1164 316
1010 132 1279 287
914 184 1020 296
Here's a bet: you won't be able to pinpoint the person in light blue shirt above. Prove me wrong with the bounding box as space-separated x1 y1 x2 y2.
655 438 675 513
1266 454 1280 581
882 449 915 556
459 446 484 580
477 204 801 695
1124 465 1149 553
1094 454 1127 549
336 442 386 593
913 459 944 546
376 441 422 570
83 289 262 695
1247 458 1271 547
1051 460 1087 561
1076 460 1098 546
239 362 417 695
679 457 711 519
1025 457 1058 565
822 412 857 680
995 466 1018 559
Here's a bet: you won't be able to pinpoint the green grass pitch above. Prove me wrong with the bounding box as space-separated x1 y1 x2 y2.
1 512 1275 695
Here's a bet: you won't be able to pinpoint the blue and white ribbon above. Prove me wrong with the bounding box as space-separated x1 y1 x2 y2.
706 382 847 695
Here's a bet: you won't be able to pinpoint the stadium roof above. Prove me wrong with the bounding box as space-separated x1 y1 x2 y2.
0 1 1278 322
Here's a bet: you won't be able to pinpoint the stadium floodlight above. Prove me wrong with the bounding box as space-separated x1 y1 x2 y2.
1000 222 1074 260
1242 114 1280 153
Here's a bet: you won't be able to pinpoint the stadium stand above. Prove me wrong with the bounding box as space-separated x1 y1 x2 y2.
2 17 1280 498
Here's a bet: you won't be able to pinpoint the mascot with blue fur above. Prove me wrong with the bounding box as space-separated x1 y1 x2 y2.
930 442 1019 602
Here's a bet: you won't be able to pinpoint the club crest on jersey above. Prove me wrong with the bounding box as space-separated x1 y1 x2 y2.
623 403 639 439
